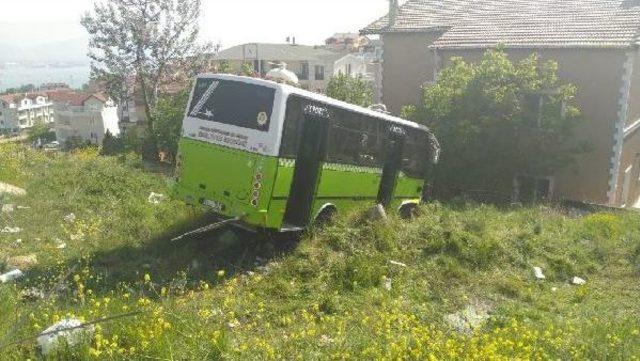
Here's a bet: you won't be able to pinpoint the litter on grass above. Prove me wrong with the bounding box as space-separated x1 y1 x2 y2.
63 213 76 223
389 260 407 267
148 192 166 205
533 266 546 280
382 276 392 291
1 227 21 234
37 319 94 355
444 302 492 335
572 276 587 285
0 269 24 283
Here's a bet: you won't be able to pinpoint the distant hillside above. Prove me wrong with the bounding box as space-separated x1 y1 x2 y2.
0 38 89 64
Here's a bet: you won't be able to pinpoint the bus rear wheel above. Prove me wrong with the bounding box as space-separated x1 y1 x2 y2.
399 203 420 220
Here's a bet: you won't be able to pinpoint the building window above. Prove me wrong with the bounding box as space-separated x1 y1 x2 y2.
315 65 325 81
299 62 309 80
346 64 352 76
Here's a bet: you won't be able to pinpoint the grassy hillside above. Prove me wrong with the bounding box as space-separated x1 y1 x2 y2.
1 143 640 360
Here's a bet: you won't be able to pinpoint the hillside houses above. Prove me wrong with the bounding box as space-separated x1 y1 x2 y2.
0 93 54 132
47 90 119 146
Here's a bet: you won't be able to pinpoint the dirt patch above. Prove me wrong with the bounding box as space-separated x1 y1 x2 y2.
0 182 26 197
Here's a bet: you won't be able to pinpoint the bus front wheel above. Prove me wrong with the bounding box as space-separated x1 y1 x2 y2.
314 206 337 227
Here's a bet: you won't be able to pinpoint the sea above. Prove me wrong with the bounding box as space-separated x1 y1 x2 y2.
0 63 91 92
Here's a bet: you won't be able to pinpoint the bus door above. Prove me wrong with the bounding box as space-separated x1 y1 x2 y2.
377 125 406 207
283 105 330 228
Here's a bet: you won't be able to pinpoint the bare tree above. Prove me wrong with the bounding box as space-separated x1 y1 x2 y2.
82 0 211 152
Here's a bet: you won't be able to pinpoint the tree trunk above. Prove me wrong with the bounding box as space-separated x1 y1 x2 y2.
137 74 159 161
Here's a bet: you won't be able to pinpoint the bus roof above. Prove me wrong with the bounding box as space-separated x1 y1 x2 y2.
195 74 432 133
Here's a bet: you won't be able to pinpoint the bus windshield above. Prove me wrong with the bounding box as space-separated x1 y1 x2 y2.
188 78 276 132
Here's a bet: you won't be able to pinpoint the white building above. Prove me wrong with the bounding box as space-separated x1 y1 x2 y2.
0 93 55 131
334 48 384 104
212 43 345 92
49 91 120 146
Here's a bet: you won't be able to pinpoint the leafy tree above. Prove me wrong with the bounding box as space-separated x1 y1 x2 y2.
101 130 124 155
326 74 373 107
27 123 56 143
241 62 255 77
217 60 232 74
152 87 190 161
81 0 211 157
404 49 587 197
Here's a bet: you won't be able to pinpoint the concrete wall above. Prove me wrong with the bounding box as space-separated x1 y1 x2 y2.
379 32 443 114
433 48 627 205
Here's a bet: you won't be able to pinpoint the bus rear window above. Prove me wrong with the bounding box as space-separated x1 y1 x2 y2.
188 78 275 132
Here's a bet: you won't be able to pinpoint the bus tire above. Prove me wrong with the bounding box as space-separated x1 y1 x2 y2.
399 203 420 220
314 205 337 227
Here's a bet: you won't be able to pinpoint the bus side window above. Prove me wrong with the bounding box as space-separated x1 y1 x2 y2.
327 111 384 169
280 96 304 159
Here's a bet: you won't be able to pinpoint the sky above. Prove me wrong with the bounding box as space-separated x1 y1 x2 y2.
0 0 397 51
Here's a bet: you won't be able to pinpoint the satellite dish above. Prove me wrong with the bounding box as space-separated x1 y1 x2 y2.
265 62 299 85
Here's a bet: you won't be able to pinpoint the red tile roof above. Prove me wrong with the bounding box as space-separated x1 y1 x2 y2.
361 0 640 49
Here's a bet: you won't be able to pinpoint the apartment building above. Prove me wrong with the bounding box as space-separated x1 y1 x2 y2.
0 93 54 131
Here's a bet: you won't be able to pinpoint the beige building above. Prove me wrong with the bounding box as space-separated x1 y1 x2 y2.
211 43 344 92
361 0 640 207
0 93 54 131
48 91 120 146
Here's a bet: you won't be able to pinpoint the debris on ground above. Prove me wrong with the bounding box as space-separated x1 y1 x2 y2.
0 182 27 197
226 319 241 329
1 204 15 213
319 334 335 346
70 232 85 241
0 269 24 283
7 254 38 269
21 287 45 301
148 192 166 205
1 227 21 234
37 319 94 355
389 260 407 268
572 276 587 285
366 204 388 222
533 266 546 280
444 301 492 335
382 276 392 291
63 213 76 223
56 242 67 250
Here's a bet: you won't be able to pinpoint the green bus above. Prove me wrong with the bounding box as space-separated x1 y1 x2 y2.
174 74 440 232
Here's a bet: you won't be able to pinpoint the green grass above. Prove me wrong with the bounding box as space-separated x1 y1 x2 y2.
1 143 640 360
